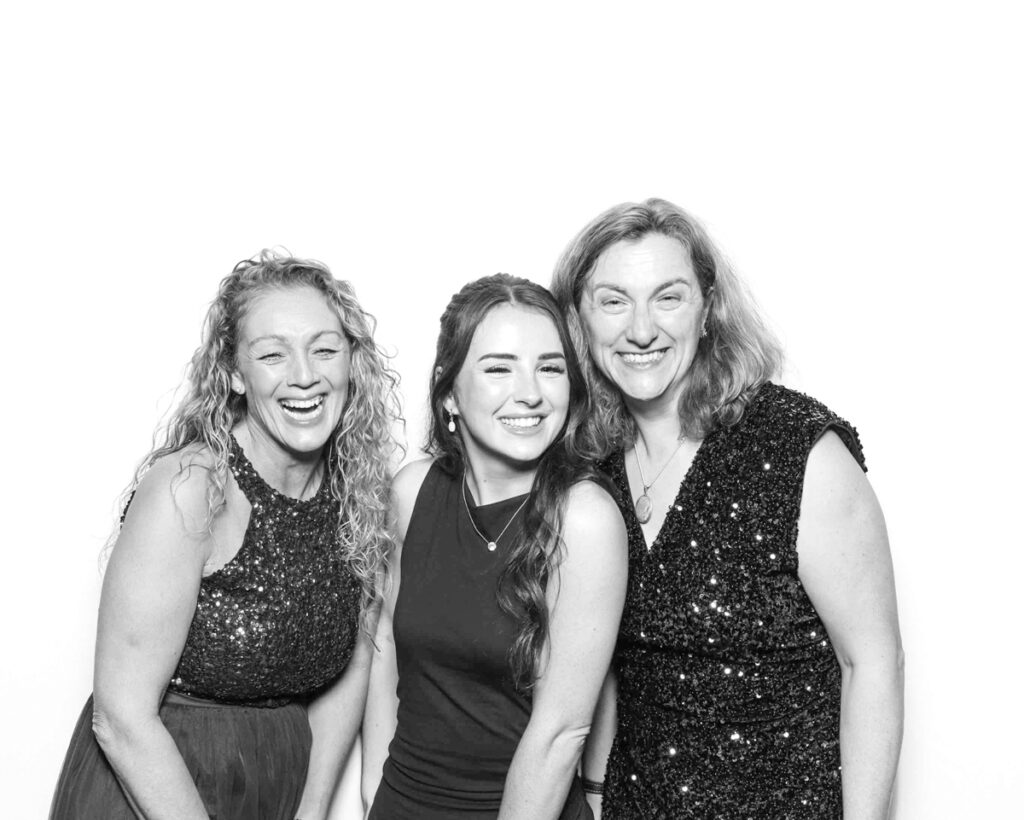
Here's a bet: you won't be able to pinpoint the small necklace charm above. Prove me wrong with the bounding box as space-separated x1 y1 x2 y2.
463 475 529 553
635 492 654 524
633 438 686 526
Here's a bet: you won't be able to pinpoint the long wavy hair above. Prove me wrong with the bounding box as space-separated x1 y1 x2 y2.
427 274 601 690
551 197 783 453
110 250 402 622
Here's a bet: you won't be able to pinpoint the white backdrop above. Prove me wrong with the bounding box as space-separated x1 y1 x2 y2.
2 2 1021 817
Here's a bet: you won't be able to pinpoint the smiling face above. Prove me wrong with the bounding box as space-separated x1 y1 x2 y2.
579 232 709 417
445 303 570 480
230 285 351 461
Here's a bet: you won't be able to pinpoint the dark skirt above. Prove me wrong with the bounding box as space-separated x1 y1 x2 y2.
50 693 311 820
368 772 593 820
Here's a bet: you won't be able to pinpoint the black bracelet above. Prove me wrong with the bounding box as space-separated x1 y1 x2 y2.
582 777 605 796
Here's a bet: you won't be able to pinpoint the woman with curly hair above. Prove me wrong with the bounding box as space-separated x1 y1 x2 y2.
552 199 904 819
362 274 627 819
50 251 400 820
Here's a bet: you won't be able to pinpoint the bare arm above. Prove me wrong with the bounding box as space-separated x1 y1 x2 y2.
91 456 216 819
798 431 904 820
498 482 628 820
581 670 617 819
295 623 376 820
359 459 432 815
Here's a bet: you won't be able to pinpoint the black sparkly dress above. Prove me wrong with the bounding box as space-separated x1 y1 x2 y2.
601 383 864 820
50 436 362 820
369 463 591 820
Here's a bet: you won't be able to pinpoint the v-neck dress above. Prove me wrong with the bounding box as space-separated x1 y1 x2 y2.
600 383 864 819
50 436 361 820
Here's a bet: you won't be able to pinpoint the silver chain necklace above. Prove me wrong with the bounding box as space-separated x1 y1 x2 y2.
633 438 686 524
462 475 530 552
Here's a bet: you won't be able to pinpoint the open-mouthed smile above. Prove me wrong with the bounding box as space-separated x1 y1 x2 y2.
280 395 326 420
499 415 543 431
619 349 667 367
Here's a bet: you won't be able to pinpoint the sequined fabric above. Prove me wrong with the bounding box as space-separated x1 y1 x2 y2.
168 436 361 704
601 383 865 819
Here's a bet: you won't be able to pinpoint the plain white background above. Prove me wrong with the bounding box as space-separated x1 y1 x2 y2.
2 2 1020 817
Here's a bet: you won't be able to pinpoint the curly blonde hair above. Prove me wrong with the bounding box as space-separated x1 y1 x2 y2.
551 198 783 454
112 250 402 621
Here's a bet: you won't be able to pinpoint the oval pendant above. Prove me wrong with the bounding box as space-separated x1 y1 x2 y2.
635 493 653 524
487 541 497 552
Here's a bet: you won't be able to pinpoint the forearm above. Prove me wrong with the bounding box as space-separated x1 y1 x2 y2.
839 658 905 819
296 690 366 819
498 725 588 820
94 712 208 819
581 672 617 820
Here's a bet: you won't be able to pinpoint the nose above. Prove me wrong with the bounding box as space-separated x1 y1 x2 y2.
288 352 319 388
513 370 543 407
626 304 658 347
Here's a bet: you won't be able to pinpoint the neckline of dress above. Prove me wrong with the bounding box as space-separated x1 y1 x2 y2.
623 433 709 552
229 433 330 507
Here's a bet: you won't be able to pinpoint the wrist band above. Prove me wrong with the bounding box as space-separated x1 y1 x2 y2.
582 777 605 796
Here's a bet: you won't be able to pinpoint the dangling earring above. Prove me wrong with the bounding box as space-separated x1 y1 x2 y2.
447 412 457 434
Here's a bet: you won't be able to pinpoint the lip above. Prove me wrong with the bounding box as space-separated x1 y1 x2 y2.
498 415 544 433
279 394 327 422
617 349 668 369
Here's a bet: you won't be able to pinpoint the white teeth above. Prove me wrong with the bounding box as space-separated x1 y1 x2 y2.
500 416 542 429
281 397 324 410
621 351 665 364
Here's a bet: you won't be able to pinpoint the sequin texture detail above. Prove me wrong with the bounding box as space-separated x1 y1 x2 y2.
601 383 865 819
168 436 361 704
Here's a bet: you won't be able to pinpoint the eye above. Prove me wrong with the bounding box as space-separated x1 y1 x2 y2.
539 363 566 375
314 347 340 357
484 364 512 375
257 352 284 362
600 296 628 310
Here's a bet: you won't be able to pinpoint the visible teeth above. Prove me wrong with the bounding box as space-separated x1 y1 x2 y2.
281 397 323 410
621 351 665 364
501 416 541 429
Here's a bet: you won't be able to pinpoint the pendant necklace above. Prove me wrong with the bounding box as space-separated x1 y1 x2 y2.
633 438 686 525
462 475 530 552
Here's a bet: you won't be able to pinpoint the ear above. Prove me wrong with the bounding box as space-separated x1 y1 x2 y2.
230 371 246 395
443 394 458 416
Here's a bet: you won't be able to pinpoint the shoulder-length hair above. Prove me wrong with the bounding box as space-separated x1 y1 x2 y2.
551 197 782 453
113 250 402 622
427 273 600 690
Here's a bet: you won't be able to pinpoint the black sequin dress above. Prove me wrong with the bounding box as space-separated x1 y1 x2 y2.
601 383 864 820
50 435 361 820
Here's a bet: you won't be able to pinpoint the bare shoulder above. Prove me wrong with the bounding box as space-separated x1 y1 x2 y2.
562 480 627 563
803 430 876 515
122 446 220 543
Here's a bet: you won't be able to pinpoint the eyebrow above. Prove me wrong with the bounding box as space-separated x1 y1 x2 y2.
476 351 566 362
247 330 345 347
589 277 693 295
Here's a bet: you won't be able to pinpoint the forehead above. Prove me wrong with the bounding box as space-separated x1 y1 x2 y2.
587 233 696 290
238 285 344 338
466 303 563 353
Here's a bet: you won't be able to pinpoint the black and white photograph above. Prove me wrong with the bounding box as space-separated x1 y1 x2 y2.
3 2 1020 818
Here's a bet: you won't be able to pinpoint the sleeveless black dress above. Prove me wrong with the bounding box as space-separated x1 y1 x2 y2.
50 436 362 820
369 463 591 820
601 383 865 819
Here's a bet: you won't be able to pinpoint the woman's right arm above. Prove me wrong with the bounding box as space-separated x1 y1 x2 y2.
91 456 215 820
359 459 432 816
